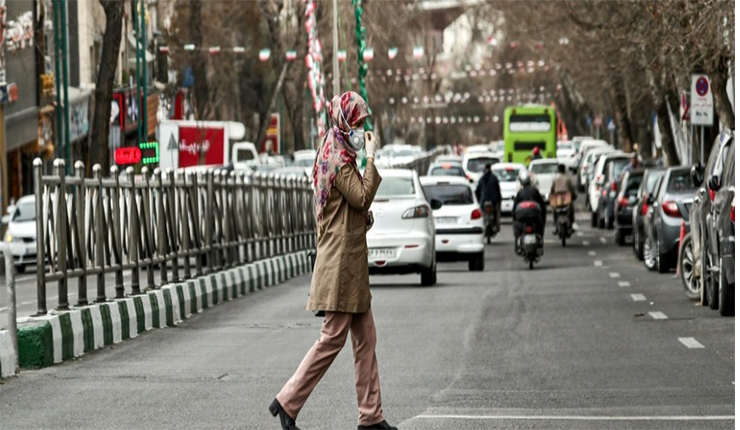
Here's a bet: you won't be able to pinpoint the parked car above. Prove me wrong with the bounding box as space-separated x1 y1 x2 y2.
596 155 633 229
426 162 469 180
632 168 665 260
463 153 500 183
434 155 463 166
491 163 526 215
575 140 610 190
613 168 644 245
367 169 438 286
420 177 485 271
578 146 615 194
689 130 734 310
3 195 37 273
588 152 629 227
644 167 696 273
529 158 560 203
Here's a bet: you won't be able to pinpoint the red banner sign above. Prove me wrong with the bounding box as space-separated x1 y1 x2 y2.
178 126 225 168
114 146 142 165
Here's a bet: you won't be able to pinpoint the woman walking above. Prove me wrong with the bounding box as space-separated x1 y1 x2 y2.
269 92 396 430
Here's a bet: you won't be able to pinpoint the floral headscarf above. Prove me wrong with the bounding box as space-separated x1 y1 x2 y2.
313 91 370 220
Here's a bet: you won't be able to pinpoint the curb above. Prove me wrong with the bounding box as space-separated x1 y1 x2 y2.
0 251 308 376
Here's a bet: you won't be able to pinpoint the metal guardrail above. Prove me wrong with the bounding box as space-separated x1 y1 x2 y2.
0 242 19 376
33 158 316 315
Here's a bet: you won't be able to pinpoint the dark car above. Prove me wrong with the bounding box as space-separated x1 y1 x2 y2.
613 168 644 245
595 154 632 229
632 168 665 261
688 130 734 311
645 167 697 273
706 135 734 316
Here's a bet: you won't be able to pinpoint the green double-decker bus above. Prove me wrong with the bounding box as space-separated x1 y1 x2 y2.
503 105 557 166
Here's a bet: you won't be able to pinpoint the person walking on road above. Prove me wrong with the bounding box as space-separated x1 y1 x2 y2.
270 92 397 430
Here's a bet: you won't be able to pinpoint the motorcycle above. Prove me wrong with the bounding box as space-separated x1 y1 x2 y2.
482 201 499 244
514 201 544 270
550 192 574 247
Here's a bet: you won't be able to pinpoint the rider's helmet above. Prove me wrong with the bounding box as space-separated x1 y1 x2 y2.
533 146 541 156
518 169 532 186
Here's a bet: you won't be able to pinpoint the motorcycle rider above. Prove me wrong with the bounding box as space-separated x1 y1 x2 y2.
550 163 576 235
531 146 543 161
475 163 502 235
513 170 546 252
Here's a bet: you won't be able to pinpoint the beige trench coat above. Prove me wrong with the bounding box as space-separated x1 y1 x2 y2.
307 159 382 313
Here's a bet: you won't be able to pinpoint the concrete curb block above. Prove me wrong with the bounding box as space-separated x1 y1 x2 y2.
1 251 308 376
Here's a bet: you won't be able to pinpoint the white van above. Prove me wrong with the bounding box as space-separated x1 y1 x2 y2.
231 142 260 171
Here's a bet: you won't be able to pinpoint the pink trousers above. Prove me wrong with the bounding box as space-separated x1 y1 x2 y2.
276 308 384 425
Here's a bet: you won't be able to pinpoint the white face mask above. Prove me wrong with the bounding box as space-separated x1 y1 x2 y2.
339 108 365 152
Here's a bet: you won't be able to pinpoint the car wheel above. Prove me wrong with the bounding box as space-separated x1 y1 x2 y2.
606 210 614 230
598 208 606 229
656 238 672 273
633 229 643 260
705 253 719 310
421 261 437 286
591 210 598 228
718 256 734 316
16 264 26 274
643 237 657 271
679 237 700 300
468 252 485 271
616 229 625 246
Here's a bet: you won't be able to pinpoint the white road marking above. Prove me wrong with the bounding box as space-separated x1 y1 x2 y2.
609 272 621 278
0 307 6 312
649 311 668 320
679 337 705 349
412 414 732 422
600 237 607 243
618 281 631 287
582 241 590 246
588 251 596 256
594 260 603 267
577 231 584 237
631 294 647 301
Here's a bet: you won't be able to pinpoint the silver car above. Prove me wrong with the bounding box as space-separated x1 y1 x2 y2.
3 195 37 273
367 169 438 286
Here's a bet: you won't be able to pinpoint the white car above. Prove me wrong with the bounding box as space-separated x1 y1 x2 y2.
588 152 630 215
466 144 493 154
292 149 317 178
3 195 37 273
463 153 501 183
420 177 485 271
529 159 560 203
489 141 504 160
367 169 437 286
579 146 614 190
491 163 526 215
434 155 463 166
557 141 578 170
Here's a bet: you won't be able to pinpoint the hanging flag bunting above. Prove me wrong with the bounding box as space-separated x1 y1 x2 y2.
286 50 297 61
388 47 398 59
184 44 195 51
337 50 347 61
209 46 221 54
413 46 424 59
259 49 271 61
159 46 170 53
363 48 374 62
233 46 246 53
487 36 497 46
304 0 328 140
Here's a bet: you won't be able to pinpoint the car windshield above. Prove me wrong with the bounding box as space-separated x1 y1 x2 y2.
292 158 314 167
12 201 35 222
492 168 519 182
645 172 663 195
376 176 415 197
235 149 255 162
667 170 693 193
530 163 558 174
392 150 414 158
466 157 498 173
430 165 466 177
608 159 630 178
423 184 474 206
624 175 642 196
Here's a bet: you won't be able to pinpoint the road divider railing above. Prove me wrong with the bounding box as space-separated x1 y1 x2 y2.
0 243 19 378
33 158 316 315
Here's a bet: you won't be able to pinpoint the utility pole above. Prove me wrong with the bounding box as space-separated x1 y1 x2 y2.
134 1 141 146
332 0 339 96
140 0 148 141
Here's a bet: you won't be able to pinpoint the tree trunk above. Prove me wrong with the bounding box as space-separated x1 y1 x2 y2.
709 58 734 131
88 0 124 172
255 62 289 151
189 0 209 119
656 92 681 166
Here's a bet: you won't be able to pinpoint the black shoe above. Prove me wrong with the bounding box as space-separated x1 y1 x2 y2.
269 398 300 430
358 420 398 430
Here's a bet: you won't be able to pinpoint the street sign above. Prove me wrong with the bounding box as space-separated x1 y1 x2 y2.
114 147 142 165
690 74 714 126
607 118 616 132
593 114 602 127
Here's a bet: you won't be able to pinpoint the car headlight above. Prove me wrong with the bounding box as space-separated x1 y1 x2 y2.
5 233 18 243
402 205 430 219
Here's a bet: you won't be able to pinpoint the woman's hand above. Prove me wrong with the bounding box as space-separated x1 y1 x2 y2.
365 210 375 231
365 131 376 159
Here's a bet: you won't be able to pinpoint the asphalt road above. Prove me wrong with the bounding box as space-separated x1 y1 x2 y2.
0 211 734 430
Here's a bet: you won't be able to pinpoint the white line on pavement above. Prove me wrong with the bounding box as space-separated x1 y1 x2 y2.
577 231 584 237
679 337 705 349
412 414 732 422
582 241 590 246
600 237 607 243
649 311 668 320
588 251 596 256
609 272 621 278
0 307 6 312
631 294 647 301
594 260 602 267
618 281 631 287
